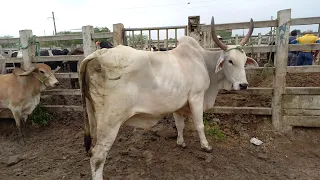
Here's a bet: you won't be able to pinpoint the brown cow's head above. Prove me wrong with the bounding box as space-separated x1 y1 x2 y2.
19 63 59 87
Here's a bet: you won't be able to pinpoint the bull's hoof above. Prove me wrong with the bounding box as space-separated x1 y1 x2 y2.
177 142 186 148
201 145 213 153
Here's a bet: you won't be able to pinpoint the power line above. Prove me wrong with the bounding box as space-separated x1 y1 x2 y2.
102 0 214 11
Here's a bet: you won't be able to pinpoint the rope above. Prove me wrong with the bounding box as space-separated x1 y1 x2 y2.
18 35 40 56
225 45 244 53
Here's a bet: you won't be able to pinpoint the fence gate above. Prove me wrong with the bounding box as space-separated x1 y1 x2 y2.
123 26 187 51
283 91 320 127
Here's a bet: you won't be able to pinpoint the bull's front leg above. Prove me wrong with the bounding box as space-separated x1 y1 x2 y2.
189 93 212 152
11 110 25 138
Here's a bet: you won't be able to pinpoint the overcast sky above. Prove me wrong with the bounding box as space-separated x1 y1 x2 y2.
0 0 319 40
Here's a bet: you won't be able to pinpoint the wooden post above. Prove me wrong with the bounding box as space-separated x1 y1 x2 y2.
257 33 262 62
19 30 35 70
164 39 168 49
235 35 239 45
148 30 151 51
113 23 124 46
272 9 291 132
82 26 95 57
188 16 201 45
0 45 5 74
203 32 207 48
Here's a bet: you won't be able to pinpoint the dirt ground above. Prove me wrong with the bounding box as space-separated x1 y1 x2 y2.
1 70 320 180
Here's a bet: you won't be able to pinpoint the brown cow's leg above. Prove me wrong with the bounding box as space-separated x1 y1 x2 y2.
12 110 25 138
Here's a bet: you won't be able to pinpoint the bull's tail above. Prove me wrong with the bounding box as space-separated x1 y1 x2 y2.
78 48 110 153
78 54 95 153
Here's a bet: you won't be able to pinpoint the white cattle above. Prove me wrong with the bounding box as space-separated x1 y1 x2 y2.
78 16 258 180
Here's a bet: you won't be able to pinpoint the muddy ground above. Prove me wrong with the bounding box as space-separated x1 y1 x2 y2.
1 70 320 180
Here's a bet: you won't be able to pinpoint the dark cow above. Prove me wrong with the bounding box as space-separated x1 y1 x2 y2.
7 51 22 70
40 49 70 70
151 45 175 51
67 41 113 89
96 41 113 49
6 49 69 73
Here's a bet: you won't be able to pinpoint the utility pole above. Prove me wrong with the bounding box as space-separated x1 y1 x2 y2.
52 12 57 35
47 11 58 47
48 12 57 35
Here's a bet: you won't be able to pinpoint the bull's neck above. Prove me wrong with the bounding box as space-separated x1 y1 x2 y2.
21 75 45 95
203 50 225 80
203 50 231 90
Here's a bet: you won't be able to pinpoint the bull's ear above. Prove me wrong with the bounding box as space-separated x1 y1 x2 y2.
245 57 259 67
19 66 36 76
215 55 225 73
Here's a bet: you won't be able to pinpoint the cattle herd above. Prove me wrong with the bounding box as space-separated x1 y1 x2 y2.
0 16 259 180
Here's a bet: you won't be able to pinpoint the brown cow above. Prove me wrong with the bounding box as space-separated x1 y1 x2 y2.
0 63 60 136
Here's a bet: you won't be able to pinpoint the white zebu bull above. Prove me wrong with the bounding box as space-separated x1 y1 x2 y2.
79 16 258 180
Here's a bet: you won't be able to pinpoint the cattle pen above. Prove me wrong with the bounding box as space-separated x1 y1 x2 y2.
1 9 319 132
1 8 320 179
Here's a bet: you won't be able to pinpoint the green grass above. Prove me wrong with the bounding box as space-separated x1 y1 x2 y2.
203 114 226 140
30 103 52 126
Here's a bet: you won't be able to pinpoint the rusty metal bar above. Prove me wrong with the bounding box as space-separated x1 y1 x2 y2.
157 29 160 51
166 29 168 50
140 30 143 50
149 30 151 51
132 31 135 47
175 29 178 47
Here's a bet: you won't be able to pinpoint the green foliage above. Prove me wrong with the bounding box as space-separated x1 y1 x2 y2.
203 114 225 139
126 33 148 46
39 26 112 48
0 35 18 48
217 30 232 39
30 103 52 126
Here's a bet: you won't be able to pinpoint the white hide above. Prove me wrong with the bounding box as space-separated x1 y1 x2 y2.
79 35 259 180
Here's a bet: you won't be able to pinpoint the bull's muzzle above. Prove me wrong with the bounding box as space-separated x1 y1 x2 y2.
239 83 248 90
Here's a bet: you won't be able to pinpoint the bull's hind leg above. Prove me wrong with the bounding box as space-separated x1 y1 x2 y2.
189 93 212 152
173 112 186 147
90 114 124 180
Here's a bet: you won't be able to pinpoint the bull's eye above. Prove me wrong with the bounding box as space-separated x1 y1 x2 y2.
228 60 233 64
40 70 45 74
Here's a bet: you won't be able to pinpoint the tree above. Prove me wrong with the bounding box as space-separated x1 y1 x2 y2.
216 30 232 39
0 35 17 48
40 26 112 48
126 33 148 46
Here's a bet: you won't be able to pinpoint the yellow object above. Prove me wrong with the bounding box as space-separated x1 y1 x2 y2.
296 34 319 52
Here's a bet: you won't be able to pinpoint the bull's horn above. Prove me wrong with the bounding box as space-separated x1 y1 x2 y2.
19 66 36 76
211 16 228 51
53 66 61 73
239 18 254 46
